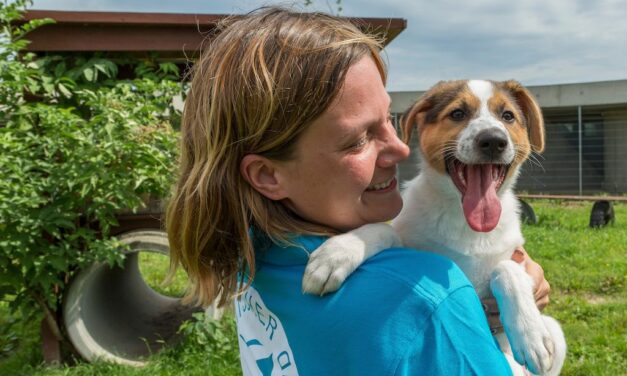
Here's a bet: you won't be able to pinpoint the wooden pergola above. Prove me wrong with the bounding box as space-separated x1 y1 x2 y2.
21 10 406 59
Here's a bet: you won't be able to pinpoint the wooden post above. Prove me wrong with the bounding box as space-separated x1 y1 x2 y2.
41 317 62 365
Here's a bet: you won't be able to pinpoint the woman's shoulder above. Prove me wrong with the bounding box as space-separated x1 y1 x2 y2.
335 248 491 344
319 247 486 362
254 233 476 317
349 247 475 307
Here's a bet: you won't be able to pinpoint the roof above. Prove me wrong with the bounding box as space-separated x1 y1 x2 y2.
390 79 627 113
19 10 406 59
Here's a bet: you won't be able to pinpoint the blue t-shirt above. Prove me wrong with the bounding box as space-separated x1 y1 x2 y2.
235 234 512 376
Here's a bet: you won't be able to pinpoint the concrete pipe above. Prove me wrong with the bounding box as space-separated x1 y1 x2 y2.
63 229 221 366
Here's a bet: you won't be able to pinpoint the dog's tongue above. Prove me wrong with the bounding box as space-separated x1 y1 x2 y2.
462 165 501 232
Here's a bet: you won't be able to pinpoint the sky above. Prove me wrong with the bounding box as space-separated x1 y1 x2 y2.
30 0 627 92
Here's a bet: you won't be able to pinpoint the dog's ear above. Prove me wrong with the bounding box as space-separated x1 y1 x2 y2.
501 80 545 153
401 80 466 144
400 83 444 144
400 99 426 144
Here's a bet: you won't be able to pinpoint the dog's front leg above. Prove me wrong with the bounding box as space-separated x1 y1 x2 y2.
302 223 401 295
490 260 558 375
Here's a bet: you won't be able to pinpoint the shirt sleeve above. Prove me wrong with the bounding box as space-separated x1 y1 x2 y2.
395 285 513 376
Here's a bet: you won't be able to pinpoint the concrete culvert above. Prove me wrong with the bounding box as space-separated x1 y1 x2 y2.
63 230 220 366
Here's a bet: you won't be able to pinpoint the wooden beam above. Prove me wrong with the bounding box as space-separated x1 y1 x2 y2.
19 10 406 58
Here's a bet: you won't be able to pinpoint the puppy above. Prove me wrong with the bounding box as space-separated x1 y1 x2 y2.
302 80 566 376
589 200 615 228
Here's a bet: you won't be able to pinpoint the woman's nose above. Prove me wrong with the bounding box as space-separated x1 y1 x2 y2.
377 125 410 167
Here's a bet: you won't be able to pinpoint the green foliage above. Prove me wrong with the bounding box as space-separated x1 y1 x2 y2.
0 0 183 319
176 312 241 373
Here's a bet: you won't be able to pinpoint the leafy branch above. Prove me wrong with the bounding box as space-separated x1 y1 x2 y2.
0 0 184 327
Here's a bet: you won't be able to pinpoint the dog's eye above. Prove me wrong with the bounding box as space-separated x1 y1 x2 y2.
449 109 466 121
502 111 515 122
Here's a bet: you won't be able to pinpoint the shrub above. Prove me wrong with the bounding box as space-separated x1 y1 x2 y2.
0 0 183 335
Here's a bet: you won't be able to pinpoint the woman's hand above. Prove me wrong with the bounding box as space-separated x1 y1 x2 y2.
514 247 550 310
482 247 550 333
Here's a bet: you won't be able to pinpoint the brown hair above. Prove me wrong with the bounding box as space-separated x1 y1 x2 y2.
166 7 386 308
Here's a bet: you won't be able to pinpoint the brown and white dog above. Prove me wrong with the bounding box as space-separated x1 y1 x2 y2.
302 80 566 376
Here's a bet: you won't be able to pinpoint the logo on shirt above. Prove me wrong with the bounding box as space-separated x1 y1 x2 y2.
235 286 299 376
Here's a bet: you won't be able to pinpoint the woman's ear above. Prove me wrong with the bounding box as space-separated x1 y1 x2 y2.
240 154 289 201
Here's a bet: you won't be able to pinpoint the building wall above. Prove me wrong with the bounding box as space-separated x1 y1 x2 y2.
602 109 627 193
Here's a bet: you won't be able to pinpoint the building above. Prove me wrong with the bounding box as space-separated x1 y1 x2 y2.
390 80 627 195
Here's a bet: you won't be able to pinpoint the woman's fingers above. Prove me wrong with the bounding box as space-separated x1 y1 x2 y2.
534 279 550 310
514 246 551 312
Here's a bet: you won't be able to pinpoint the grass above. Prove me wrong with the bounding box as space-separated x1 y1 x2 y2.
1 200 625 375
137 251 188 297
522 200 626 375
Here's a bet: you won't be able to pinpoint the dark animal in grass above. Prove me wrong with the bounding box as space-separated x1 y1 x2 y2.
589 200 615 228
518 199 538 225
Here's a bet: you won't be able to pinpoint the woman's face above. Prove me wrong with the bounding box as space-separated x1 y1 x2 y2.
278 56 410 232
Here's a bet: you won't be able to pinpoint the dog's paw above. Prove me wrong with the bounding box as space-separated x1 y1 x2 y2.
302 223 399 296
505 314 555 375
302 235 365 296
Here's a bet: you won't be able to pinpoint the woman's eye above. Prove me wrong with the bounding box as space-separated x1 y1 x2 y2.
348 135 369 151
449 109 466 121
502 111 515 122
352 137 368 149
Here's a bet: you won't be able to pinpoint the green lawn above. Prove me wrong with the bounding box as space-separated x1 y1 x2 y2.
522 200 626 375
1 200 625 375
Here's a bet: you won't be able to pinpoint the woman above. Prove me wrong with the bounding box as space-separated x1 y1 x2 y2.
167 7 548 375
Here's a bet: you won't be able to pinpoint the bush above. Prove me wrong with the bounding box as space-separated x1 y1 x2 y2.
0 0 183 330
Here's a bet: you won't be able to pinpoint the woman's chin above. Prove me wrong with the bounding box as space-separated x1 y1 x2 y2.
364 195 403 224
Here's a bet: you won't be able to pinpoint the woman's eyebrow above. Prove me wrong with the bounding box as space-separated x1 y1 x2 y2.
336 96 392 143
336 125 365 144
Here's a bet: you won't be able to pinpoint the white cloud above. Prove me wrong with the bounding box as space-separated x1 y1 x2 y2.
364 0 627 90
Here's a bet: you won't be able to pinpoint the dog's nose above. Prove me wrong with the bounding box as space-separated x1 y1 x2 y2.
475 130 508 159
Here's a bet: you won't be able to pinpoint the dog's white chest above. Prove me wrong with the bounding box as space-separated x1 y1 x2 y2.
392 170 524 296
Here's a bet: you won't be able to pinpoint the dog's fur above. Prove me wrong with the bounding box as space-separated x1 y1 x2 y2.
302 80 566 376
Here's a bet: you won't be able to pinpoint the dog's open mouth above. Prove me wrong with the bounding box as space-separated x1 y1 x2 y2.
445 155 510 233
